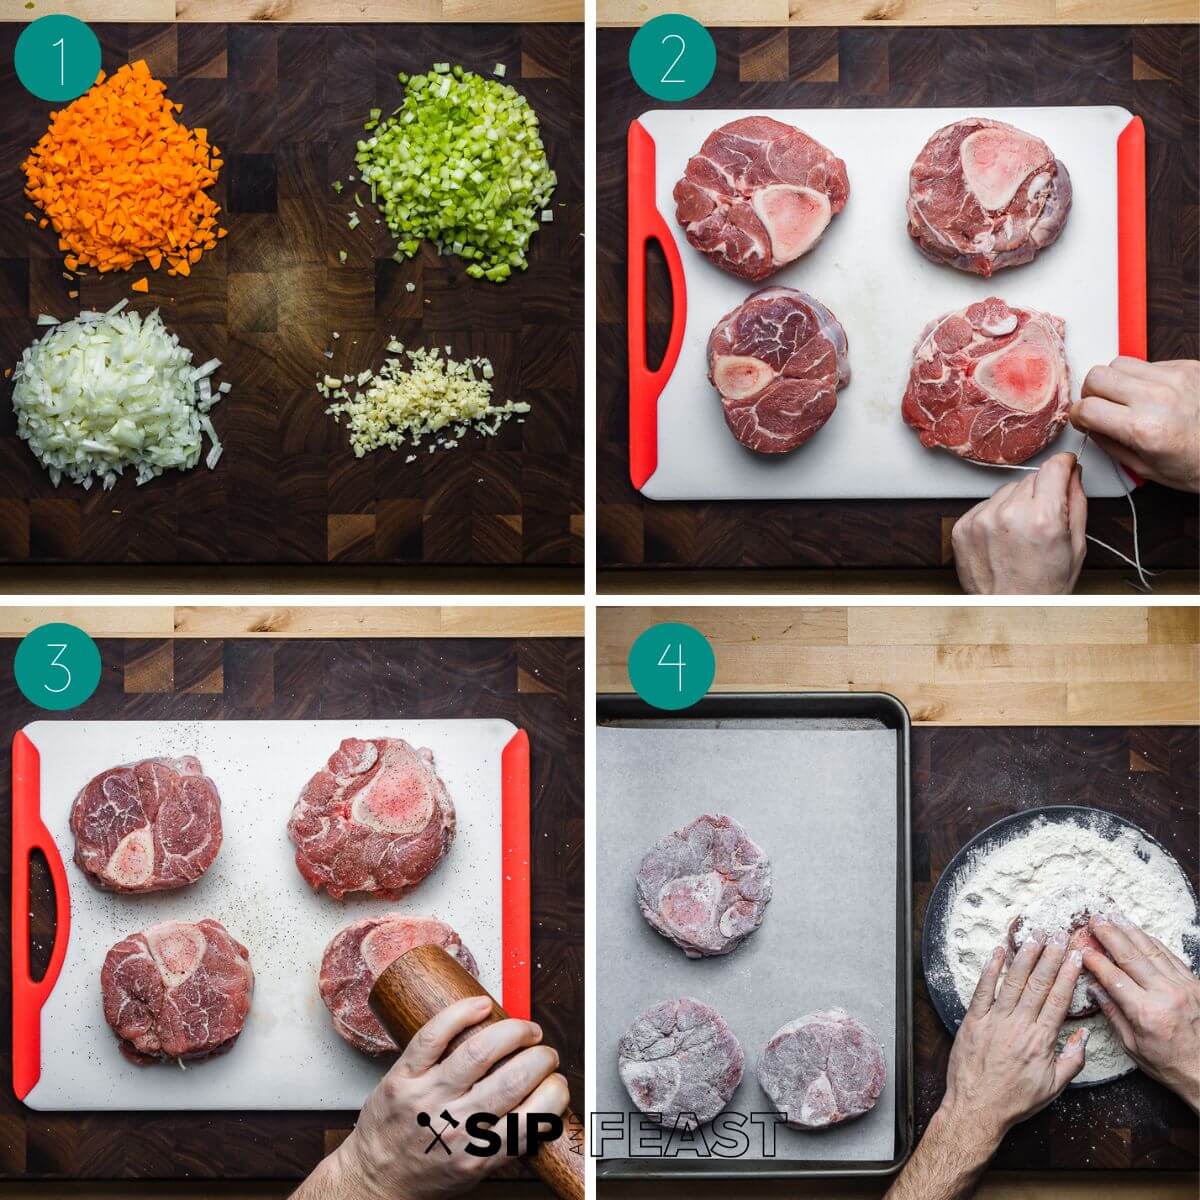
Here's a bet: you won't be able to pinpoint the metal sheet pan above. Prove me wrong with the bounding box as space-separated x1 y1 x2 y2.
596 692 913 1180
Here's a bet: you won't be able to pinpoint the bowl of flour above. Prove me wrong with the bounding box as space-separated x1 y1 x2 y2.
922 806 1200 1087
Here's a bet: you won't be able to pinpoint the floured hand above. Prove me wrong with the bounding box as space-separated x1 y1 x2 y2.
885 933 1089 1200
940 929 1088 1146
1085 912 1200 1112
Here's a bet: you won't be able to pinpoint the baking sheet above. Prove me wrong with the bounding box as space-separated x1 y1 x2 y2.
596 724 898 1165
17 719 513 1111
636 105 1132 500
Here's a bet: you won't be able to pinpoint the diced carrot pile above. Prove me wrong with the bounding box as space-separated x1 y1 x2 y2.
21 60 228 278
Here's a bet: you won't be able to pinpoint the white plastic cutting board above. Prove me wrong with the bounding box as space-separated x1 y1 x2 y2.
17 719 515 1111
636 105 1133 500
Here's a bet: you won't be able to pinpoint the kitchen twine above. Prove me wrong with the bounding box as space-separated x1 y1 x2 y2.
973 432 1157 592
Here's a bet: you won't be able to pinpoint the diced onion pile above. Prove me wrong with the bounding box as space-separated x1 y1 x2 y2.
11 302 228 490
320 341 529 458
355 64 557 282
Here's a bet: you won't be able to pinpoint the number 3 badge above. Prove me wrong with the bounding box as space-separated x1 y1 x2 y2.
14 623 102 711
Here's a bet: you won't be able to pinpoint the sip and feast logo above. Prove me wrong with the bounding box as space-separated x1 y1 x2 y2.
417 1109 567 1157
591 1110 788 1158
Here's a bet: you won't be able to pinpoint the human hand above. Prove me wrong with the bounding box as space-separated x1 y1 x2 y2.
319 996 569 1200
1085 912 1200 1112
951 452 1087 594
1073 358 1200 493
939 930 1089 1150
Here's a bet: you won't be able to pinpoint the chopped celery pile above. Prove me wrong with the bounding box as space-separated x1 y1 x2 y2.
355 65 557 283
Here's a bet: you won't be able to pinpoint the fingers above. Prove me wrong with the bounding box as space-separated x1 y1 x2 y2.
1105 356 1162 382
1087 978 1137 1047
1078 428 1152 479
1149 935 1197 984
1051 1027 1090 1093
965 945 1006 1021
1031 452 1076 500
508 1073 571 1157
1081 946 1142 1024
1038 946 1085 1030
1071 393 1136 446
1089 913 1166 988
1070 463 1089 566
462 1044 561 1122
995 930 1045 1013
1081 363 1141 405
1016 929 1068 1019
396 996 493 1077
439 1019 545 1093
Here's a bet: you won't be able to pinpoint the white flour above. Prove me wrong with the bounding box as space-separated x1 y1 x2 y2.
937 814 1199 1084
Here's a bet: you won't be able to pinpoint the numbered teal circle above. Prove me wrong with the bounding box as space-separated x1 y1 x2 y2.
14 623 102 711
15 15 101 103
629 14 716 102
628 622 715 711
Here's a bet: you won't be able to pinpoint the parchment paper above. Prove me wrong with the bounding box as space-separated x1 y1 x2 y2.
597 723 898 1164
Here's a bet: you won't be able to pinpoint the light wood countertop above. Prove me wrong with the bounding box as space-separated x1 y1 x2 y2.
597 0 1193 24
0 604 583 638
12 1 584 23
598 604 1200 724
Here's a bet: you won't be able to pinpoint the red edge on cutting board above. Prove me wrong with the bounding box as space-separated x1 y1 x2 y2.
500 729 531 1021
627 118 687 493
11 730 70 1102
1116 115 1147 487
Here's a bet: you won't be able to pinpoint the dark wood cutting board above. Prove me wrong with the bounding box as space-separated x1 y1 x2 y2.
598 26 1198 577
0 634 583 1180
0 23 583 570
913 724 1199 1170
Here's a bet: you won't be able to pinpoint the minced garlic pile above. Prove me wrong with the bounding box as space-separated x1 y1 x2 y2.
319 340 529 459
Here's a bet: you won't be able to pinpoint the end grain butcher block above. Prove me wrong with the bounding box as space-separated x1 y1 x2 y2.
0 23 583 568
10 718 531 1111
628 105 1143 501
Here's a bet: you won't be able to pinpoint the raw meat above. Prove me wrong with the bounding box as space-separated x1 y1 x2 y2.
901 297 1071 464
617 997 744 1129
707 287 850 454
70 756 222 893
1007 905 1112 1019
674 117 850 281
288 737 456 900
757 1009 886 1130
319 915 479 1055
100 919 254 1064
636 813 772 957
907 117 1072 277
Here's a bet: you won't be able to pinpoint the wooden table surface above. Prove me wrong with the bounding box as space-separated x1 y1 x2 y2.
0 617 583 1185
597 603 1199 1194
15 1 585 22
598 0 1195 25
598 604 1200 724
597 25 1200 594
0 604 585 639
0 21 583 588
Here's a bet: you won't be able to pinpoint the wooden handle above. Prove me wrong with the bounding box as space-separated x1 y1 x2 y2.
370 945 584 1200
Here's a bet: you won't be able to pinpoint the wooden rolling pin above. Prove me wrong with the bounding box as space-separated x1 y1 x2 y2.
370 944 584 1200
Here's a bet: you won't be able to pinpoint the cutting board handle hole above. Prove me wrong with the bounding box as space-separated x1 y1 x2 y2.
641 240 671 372
24 848 56 983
